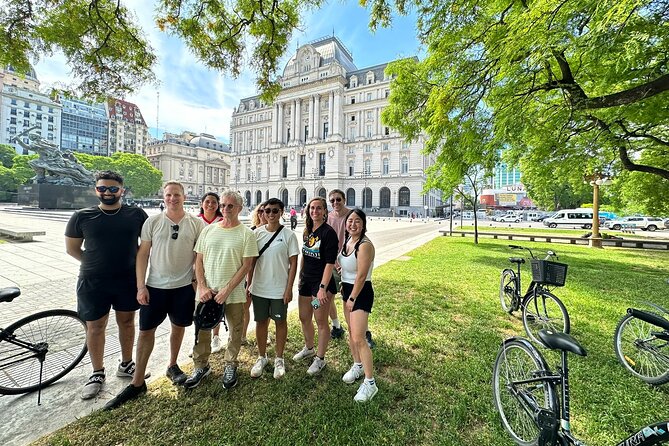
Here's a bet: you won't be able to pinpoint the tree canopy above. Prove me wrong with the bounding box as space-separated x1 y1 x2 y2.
0 144 16 168
74 152 163 197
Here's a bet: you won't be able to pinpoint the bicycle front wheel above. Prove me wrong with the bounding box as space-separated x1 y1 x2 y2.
0 309 88 395
522 290 570 347
500 269 518 314
613 313 669 385
493 338 557 446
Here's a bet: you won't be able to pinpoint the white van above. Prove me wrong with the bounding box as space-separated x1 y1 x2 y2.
543 209 594 229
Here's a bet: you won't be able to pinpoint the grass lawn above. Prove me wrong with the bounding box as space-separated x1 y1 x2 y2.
456 225 653 239
36 238 669 446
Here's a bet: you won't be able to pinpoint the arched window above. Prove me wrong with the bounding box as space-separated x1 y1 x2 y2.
245 191 252 207
379 187 390 208
256 190 262 205
401 156 409 174
398 187 410 206
382 158 389 175
281 189 289 207
346 188 356 206
298 188 307 207
362 187 372 208
318 187 327 199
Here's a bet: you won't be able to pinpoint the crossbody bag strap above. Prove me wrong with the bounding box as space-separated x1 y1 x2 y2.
258 225 283 257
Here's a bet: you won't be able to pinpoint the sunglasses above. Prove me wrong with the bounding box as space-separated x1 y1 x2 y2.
96 186 120 193
329 197 342 203
221 203 237 210
263 208 281 214
171 224 179 240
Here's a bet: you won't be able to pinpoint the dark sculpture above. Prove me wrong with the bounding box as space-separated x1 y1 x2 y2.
13 127 94 186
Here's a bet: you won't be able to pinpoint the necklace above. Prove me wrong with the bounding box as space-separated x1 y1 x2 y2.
98 205 122 216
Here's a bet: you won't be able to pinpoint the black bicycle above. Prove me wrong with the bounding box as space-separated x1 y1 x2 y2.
613 301 669 385
0 287 88 404
499 245 570 346
493 329 669 446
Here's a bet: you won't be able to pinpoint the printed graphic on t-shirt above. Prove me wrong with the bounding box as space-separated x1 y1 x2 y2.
303 233 321 259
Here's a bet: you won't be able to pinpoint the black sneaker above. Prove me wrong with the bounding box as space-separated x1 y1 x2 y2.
366 330 376 349
183 365 211 389
330 326 345 340
103 383 147 410
166 364 187 385
222 365 238 389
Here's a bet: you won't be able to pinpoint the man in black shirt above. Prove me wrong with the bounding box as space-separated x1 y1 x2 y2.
65 170 148 400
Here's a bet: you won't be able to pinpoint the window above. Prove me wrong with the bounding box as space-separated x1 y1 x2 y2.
351 97 356 104
304 125 309 139
380 187 390 208
287 127 291 141
401 156 409 174
364 144 371 153
10 99 16 105
366 125 372 138
348 161 354 176
382 143 389 151
351 115 356 122
364 159 371 175
366 93 372 101
350 127 357 139
281 156 288 178
10 108 16 115
10 117 16 125
383 158 389 175
319 152 326 176
385 90 390 98
384 127 390 136
346 188 355 206
299 155 306 177
398 187 410 206
366 111 373 120
323 122 329 138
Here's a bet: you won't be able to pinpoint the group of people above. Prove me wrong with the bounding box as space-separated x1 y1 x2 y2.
64 171 378 412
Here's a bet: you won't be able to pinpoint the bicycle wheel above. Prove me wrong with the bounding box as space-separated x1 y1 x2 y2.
522 290 570 347
500 269 518 314
613 313 669 385
492 338 557 446
0 309 88 395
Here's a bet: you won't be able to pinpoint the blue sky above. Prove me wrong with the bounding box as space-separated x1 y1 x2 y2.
35 0 422 143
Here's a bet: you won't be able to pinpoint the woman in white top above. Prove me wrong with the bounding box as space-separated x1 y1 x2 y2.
338 209 378 402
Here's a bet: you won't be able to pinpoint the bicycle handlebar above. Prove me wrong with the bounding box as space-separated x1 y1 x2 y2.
508 245 558 261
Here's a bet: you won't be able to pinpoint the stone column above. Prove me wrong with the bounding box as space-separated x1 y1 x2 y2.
328 92 334 139
272 103 279 144
308 96 314 141
295 98 302 142
358 110 363 138
376 107 381 135
314 94 321 139
277 102 284 144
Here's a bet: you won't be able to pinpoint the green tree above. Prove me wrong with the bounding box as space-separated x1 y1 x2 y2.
10 154 38 185
109 152 162 198
0 144 16 168
0 165 19 200
72 152 114 172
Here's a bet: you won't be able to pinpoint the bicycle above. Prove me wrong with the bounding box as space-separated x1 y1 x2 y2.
493 329 669 446
499 245 570 346
613 301 669 385
0 286 88 404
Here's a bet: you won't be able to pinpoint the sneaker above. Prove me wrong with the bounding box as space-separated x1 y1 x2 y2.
342 364 364 384
307 357 326 376
166 364 187 385
250 356 269 378
81 371 105 400
211 335 224 353
103 382 147 410
116 360 151 379
240 337 250 346
366 330 376 349
273 358 285 379
183 365 211 389
222 365 238 389
292 346 315 361
354 381 378 403
330 326 345 340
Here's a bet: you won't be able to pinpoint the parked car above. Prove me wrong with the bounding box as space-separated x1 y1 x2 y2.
665 218 669 229
543 209 594 229
498 214 522 223
604 216 664 231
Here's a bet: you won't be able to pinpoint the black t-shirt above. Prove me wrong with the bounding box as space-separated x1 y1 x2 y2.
301 223 339 281
65 205 148 278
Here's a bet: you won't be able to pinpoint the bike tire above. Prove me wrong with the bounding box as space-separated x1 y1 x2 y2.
492 338 557 446
0 309 88 395
522 290 570 347
613 313 669 386
500 269 518 314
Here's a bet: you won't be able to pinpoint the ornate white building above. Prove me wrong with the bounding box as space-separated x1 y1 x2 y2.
230 36 441 216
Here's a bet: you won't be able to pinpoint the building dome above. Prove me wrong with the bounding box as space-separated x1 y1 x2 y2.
282 36 357 78
5 64 39 82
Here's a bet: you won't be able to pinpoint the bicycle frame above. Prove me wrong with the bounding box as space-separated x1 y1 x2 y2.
0 328 49 404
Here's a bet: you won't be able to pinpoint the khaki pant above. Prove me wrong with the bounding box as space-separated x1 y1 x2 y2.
192 302 244 369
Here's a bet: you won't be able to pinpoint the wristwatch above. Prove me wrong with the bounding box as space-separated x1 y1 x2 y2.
319 283 326 289
348 297 356 302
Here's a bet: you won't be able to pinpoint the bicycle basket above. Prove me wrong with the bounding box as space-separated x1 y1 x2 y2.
530 259 568 287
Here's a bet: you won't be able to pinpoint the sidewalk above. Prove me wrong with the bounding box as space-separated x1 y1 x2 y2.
0 208 441 446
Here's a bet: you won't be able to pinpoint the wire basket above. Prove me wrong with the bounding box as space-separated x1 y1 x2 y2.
531 259 568 287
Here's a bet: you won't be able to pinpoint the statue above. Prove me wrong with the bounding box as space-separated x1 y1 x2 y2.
13 126 94 186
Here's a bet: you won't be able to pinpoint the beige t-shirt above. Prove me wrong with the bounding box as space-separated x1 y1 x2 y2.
141 212 205 289
327 210 349 251
194 223 259 304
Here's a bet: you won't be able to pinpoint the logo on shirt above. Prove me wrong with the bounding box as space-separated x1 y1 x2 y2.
303 234 321 259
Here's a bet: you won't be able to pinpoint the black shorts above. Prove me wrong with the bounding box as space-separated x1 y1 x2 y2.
341 281 374 313
298 276 336 298
139 284 195 330
76 275 139 321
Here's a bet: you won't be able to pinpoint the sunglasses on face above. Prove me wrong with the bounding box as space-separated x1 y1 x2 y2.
329 197 342 203
171 224 179 240
263 208 281 214
96 186 120 193
221 203 237 210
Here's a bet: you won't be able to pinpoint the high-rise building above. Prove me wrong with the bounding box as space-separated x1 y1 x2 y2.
229 36 441 216
106 98 148 155
0 66 62 155
58 95 108 156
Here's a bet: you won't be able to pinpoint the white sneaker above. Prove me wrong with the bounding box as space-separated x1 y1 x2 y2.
211 335 224 353
250 356 269 378
274 358 285 379
354 381 378 402
292 346 315 361
342 364 364 384
307 357 326 376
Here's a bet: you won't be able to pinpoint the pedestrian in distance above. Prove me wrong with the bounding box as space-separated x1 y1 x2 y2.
293 197 339 376
246 198 299 379
65 170 148 400
184 191 259 389
338 209 378 402
105 181 205 409
290 207 298 231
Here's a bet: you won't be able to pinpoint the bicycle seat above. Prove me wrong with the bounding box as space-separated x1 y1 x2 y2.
538 329 587 356
0 287 20 303
508 257 525 264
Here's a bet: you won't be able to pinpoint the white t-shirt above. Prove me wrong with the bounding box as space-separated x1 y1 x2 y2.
141 213 205 289
249 225 300 299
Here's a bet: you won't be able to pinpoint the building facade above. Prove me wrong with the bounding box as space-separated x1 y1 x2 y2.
0 67 62 155
58 95 109 156
146 132 231 200
229 36 441 216
106 98 148 155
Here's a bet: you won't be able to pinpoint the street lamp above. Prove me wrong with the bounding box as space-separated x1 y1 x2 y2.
585 174 612 248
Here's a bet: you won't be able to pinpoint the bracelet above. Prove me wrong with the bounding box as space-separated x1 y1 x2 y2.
348 297 356 302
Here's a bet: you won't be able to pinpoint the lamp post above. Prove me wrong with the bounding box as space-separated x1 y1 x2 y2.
585 174 612 248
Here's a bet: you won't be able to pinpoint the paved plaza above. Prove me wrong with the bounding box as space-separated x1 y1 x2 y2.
0 206 442 446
